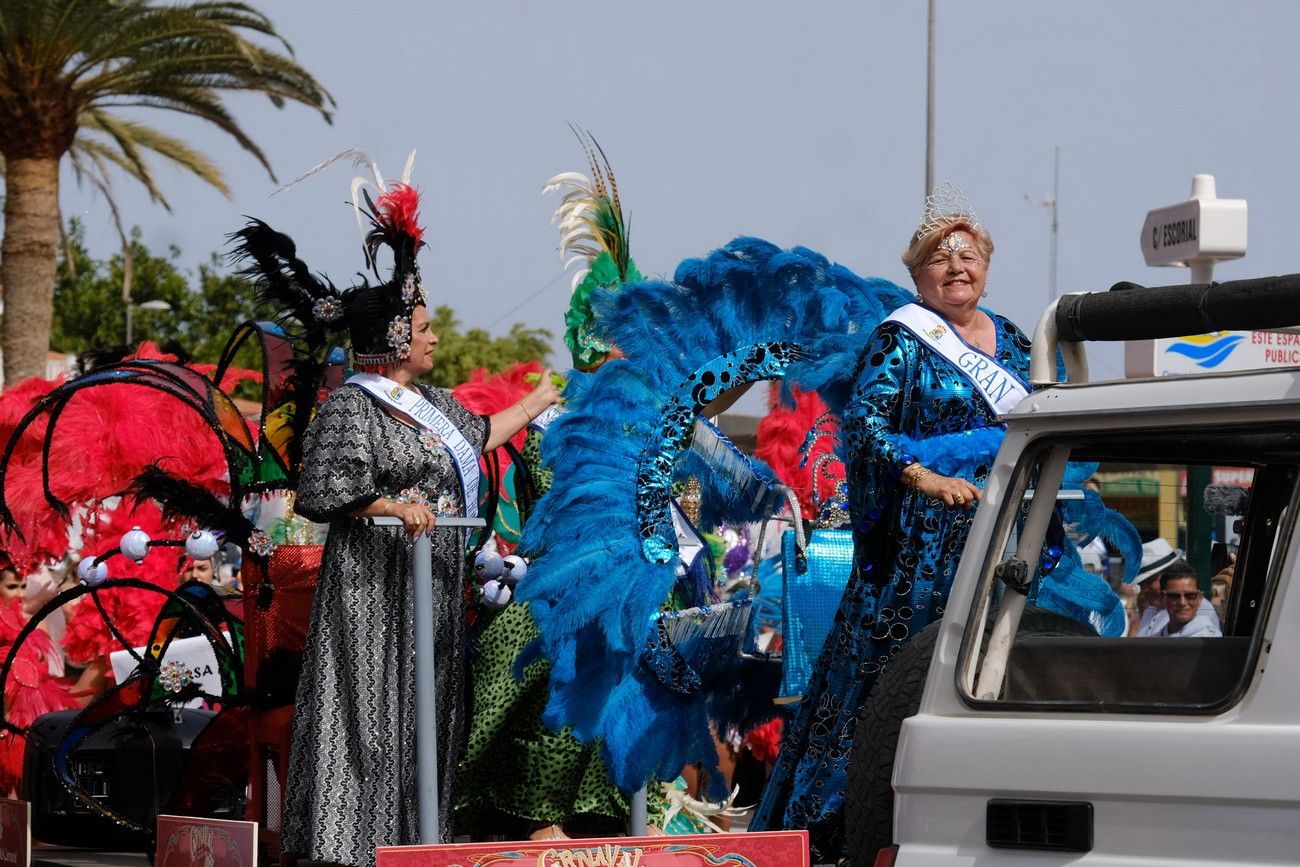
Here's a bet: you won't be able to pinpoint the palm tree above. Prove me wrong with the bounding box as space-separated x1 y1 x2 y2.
0 0 333 386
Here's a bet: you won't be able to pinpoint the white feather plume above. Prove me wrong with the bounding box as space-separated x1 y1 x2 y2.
543 170 603 291
272 148 419 246
271 147 384 198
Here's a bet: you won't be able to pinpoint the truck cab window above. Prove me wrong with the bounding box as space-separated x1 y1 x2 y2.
960 427 1298 713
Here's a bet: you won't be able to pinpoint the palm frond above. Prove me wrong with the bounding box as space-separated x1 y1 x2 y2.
0 0 333 176
79 110 229 197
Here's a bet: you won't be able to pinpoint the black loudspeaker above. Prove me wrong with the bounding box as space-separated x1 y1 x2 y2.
22 707 240 849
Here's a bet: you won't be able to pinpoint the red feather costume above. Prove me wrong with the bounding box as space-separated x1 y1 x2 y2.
0 598 78 793
753 384 845 522
0 343 238 668
451 360 543 454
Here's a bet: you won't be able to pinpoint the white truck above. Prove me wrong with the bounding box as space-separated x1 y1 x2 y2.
848 276 1300 866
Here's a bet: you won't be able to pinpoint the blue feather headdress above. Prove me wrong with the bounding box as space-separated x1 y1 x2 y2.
518 237 912 790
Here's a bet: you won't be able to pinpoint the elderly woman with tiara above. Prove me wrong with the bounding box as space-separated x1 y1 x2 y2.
751 186 1033 862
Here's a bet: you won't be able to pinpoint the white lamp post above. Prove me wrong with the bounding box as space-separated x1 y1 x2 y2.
125 299 173 346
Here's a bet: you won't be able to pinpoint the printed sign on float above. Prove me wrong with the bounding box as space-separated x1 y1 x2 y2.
156 815 258 867
376 830 809 867
109 632 230 709
0 798 29 867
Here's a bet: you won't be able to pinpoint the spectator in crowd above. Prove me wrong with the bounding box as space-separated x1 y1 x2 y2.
1209 554 1235 627
179 557 215 585
215 544 242 592
1136 559 1222 638
23 562 70 676
1129 538 1179 636
0 567 24 605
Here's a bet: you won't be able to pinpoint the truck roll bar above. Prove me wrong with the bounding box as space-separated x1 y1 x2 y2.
1030 273 1300 385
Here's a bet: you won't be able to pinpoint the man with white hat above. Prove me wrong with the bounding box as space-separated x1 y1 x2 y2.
1129 538 1180 636
1130 540 1222 637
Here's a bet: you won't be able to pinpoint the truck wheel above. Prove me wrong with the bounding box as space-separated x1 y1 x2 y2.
844 608 1092 865
844 619 940 865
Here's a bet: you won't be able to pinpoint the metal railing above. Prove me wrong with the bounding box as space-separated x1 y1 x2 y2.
366 515 486 845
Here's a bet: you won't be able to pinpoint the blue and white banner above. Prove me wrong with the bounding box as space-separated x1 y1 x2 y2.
886 303 1028 415
348 373 481 518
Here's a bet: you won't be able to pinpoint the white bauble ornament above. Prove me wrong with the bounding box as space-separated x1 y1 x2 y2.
473 550 504 584
185 530 220 560
119 526 152 563
77 558 108 587
501 554 528 587
481 579 512 609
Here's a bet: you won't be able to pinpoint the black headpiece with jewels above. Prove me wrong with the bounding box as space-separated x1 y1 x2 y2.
345 181 427 366
246 149 428 368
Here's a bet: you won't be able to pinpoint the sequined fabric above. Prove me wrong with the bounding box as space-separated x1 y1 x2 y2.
779 527 855 700
241 545 323 708
281 384 487 866
751 313 1031 862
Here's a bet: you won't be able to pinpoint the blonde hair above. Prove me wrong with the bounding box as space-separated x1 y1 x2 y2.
901 219 994 277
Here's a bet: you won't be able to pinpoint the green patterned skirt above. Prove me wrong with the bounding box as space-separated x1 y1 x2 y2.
455 602 632 835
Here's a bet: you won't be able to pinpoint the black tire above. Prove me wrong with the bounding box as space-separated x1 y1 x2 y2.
843 620 940 866
843 608 1093 865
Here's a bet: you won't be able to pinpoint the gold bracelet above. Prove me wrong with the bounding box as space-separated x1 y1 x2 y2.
517 400 531 422
904 464 932 490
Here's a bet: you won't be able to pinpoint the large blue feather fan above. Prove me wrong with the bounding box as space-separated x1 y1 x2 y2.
517 237 912 790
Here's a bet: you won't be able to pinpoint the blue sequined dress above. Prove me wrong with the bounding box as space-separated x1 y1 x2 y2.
751 308 1032 861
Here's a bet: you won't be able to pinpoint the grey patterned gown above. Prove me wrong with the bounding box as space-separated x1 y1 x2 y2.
283 384 488 866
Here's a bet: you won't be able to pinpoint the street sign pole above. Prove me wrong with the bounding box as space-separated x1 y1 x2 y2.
1127 174 1248 378
1132 175 1247 584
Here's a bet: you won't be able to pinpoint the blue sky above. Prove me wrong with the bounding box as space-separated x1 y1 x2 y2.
58 1 1300 386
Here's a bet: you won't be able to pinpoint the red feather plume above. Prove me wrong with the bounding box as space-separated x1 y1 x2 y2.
374 183 424 247
754 383 845 522
0 599 78 793
452 361 543 455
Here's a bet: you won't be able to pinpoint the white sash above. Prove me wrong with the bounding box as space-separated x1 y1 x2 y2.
347 373 481 518
885 303 1028 415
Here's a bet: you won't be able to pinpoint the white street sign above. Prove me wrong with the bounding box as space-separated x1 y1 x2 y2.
1128 175 1250 377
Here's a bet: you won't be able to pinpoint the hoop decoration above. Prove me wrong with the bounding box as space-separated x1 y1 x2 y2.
636 342 802 563
0 577 241 834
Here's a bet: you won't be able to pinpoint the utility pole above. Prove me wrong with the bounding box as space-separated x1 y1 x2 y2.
1026 146 1061 302
1049 145 1060 300
925 0 936 196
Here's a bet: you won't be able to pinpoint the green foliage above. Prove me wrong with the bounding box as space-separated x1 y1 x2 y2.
51 223 553 391
427 305 553 389
51 220 261 369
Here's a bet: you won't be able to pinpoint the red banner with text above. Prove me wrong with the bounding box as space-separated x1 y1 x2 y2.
376 831 808 867
0 798 28 867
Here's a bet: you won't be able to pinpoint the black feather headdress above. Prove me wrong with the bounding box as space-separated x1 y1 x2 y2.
261 148 430 368
226 219 345 342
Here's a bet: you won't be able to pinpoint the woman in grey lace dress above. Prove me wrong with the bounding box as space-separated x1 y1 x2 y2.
277 180 558 866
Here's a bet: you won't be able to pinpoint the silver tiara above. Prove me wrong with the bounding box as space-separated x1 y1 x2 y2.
915 181 982 238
